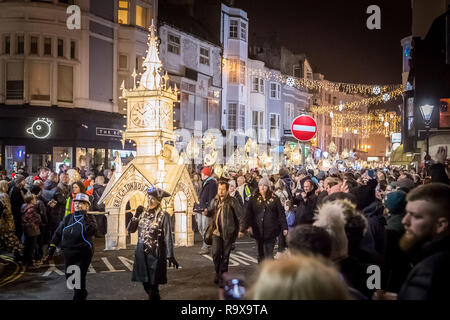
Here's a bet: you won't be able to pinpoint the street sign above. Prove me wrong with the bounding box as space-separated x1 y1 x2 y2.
291 115 317 141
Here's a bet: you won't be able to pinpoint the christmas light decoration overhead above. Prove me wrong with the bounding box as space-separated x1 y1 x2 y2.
223 58 402 95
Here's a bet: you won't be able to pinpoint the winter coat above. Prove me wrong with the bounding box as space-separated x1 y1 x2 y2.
281 175 294 201
9 185 25 220
361 200 387 257
198 177 218 210
294 190 319 225
0 192 15 233
21 203 41 237
127 207 174 284
430 163 450 185
206 195 245 242
42 180 58 203
54 182 70 220
386 213 405 234
92 184 106 212
398 236 450 300
231 191 244 209
51 211 97 252
245 192 288 241
274 189 289 207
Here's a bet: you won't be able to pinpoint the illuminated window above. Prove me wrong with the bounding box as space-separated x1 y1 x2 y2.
199 46 209 66
168 33 180 55
136 5 148 29
58 65 73 103
239 61 245 85
228 59 238 84
29 61 51 101
118 0 129 25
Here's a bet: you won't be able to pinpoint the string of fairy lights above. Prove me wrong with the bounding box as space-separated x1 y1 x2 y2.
223 58 403 96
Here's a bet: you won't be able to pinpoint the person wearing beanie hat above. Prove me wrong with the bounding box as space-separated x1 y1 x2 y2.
384 190 407 234
10 174 27 239
195 166 218 254
245 175 288 262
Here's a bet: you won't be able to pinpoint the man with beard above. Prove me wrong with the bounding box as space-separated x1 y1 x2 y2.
374 183 450 300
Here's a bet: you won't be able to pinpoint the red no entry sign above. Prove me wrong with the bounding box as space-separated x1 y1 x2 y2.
291 115 317 141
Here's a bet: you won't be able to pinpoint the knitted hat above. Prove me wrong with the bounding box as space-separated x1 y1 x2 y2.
384 190 407 215
393 178 415 192
201 166 212 177
258 177 271 187
228 180 236 187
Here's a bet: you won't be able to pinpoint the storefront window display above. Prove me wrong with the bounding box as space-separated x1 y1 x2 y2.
5 145 26 175
53 146 73 173
108 149 136 169
76 148 106 174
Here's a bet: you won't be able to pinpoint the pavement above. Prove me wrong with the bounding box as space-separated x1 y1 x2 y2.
0 233 261 300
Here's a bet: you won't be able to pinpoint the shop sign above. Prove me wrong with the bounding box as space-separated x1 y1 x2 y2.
96 127 122 138
26 118 53 139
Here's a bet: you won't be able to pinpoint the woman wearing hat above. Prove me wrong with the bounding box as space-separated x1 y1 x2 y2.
48 193 97 300
127 186 179 300
245 177 288 262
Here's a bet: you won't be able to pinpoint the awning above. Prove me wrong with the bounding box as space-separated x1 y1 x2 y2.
389 144 414 165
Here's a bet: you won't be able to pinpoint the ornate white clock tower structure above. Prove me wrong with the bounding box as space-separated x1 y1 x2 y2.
99 22 197 250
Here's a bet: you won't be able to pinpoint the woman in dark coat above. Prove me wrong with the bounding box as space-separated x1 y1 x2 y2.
127 187 179 300
245 177 288 262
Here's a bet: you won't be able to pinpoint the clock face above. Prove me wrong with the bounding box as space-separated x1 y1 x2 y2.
130 103 153 127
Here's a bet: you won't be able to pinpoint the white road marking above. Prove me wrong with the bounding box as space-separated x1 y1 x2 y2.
101 257 125 273
42 263 65 277
118 256 134 271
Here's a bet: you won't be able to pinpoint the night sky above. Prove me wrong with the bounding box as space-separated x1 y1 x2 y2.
234 0 412 85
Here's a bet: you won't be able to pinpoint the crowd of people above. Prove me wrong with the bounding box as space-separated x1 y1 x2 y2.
0 164 110 270
1 145 449 301
192 146 450 300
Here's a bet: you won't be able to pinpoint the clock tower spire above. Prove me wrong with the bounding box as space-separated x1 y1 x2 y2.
121 20 178 159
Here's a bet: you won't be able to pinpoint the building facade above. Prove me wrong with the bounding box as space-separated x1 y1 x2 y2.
0 0 160 174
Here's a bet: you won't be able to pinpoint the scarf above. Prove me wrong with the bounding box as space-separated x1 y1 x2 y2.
139 207 164 255
213 198 226 237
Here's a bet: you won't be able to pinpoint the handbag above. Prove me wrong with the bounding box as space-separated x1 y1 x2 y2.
203 223 214 246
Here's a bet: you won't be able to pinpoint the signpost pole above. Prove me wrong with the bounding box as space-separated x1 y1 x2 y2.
301 142 305 166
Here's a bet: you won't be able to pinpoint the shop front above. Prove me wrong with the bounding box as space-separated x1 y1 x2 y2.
0 105 135 175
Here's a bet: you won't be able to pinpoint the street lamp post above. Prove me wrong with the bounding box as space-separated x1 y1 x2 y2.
419 104 435 167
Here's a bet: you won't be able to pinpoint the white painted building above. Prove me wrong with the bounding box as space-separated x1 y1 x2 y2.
220 3 248 133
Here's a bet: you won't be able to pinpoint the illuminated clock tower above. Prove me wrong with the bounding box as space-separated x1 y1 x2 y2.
122 21 178 159
99 21 197 250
